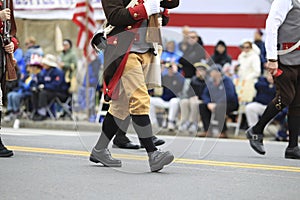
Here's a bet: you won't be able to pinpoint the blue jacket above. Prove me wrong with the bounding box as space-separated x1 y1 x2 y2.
202 76 238 107
253 76 276 105
38 67 69 92
161 72 185 101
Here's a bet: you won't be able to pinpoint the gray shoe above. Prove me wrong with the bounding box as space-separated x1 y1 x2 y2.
148 150 174 172
90 148 122 167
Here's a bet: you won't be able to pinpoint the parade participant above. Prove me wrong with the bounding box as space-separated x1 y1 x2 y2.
246 0 300 159
90 0 179 172
0 0 18 157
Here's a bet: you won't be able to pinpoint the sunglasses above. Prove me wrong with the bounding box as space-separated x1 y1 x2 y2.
242 46 251 49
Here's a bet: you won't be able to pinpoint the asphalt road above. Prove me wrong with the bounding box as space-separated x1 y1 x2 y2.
1 128 300 200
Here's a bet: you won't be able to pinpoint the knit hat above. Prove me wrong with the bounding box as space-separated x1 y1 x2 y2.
29 54 42 67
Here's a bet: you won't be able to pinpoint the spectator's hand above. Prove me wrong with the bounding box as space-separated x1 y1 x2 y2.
207 103 216 112
0 8 10 21
266 61 278 76
144 0 160 17
38 84 45 90
31 87 37 92
4 42 14 54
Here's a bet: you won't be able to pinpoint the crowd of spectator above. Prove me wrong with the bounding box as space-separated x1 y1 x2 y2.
5 27 289 141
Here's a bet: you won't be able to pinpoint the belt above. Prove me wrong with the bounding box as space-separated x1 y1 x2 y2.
282 42 300 50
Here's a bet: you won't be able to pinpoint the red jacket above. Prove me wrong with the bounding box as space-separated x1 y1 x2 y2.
101 0 179 101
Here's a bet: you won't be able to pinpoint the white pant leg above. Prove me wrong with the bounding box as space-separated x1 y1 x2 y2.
245 102 267 127
180 98 190 124
150 97 166 125
168 98 180 122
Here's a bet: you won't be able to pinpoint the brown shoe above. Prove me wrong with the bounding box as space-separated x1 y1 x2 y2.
219 132 228 138
196 131 210 137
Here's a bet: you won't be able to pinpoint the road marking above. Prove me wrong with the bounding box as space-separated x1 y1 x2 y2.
8 146 300 173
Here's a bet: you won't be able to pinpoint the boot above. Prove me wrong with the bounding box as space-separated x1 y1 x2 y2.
89 148 121 167
0 137 13 158
148 150 174 172
0 110 14 157
285 146 300 159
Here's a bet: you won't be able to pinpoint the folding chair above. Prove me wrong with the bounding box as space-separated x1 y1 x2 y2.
55 95 74 120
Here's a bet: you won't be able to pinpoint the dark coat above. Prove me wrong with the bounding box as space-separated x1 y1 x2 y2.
101 0 179 100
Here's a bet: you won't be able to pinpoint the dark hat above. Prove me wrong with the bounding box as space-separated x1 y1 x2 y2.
256 29 263 36
216 40 226 47
63 39 72 48
193 62 209 70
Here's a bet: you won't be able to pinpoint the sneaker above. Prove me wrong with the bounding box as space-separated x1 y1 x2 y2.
178 122 189 132
188 123 198 133
148 150 174 172
3 113 14 122
167 121 176 131
89 148 122 167
0 147 14 157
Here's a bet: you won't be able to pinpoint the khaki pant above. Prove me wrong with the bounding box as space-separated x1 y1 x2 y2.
180 97 201 124
108 52 153 120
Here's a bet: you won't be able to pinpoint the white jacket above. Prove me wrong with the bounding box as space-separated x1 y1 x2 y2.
237 49 261 81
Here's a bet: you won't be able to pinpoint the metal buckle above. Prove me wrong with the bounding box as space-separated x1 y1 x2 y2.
252 134 258 140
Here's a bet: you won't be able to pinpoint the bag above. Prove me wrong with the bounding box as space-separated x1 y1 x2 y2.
68 74 78 93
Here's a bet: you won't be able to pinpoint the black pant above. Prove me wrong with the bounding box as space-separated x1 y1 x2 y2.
200 102 238 133
31 90 68 110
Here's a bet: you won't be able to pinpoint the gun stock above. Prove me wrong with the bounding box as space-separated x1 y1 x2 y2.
2 0 17 81
146 14 162 44
5 53 17 81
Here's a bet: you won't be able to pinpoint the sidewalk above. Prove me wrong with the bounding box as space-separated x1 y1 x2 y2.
2 118 248 139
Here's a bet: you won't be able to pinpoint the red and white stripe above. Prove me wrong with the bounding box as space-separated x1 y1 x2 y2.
163 0 272 59
72 0 97 62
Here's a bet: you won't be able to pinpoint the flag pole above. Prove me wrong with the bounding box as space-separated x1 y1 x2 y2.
84 0 90 120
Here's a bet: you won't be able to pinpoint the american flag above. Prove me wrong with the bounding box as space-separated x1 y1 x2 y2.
163 0 271 59
72 0 97 62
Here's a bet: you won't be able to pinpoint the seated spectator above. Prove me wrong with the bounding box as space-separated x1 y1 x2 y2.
4 55 42 121
179 31 206 79
207 40 232 67
245 73 276 128
150 62 184 130
161 40 182 64
23 36 44 65
178 62 208 133
198 64 239 138
235 41 261 103
31 54 70 121
237 41 261 81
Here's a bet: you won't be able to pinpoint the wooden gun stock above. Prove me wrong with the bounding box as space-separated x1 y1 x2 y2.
5 53 17 81
146 14 162 44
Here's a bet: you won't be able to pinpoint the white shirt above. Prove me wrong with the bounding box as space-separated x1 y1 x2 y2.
265 0 294 60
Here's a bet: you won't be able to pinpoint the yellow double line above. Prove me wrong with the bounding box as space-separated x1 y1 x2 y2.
8 146 300 173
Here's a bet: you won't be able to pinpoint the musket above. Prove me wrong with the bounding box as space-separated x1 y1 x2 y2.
2 0 17 81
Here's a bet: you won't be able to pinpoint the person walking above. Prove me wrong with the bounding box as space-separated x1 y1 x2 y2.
0 0 18 157
90 0 179 172
246 0 300 159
